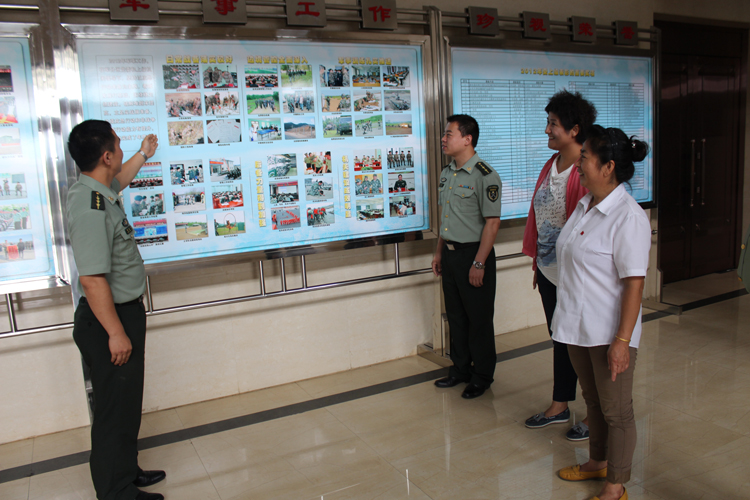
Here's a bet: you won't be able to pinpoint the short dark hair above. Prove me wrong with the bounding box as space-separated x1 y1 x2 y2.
545 90 598 145
585 125 650 185
446 114 479 148
67 120 116 173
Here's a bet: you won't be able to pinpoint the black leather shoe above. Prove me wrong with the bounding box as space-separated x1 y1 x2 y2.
461 383 486 399
434 376 466 388
134 469 166 488
135 490 164 500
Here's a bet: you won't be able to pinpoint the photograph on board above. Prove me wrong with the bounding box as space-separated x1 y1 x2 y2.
207 119 242 144
387 147 413 168
172 187 206 212
306 203 334 226
356 198 384 220
214 210 246 236
250 119 281 142
245 66 278 88
283 117 316 139
0 172 27 199
165 92 202 118
209 157 241 182
0 128 22 155
212 184 244 209
167 121 204 146
271 206 301 229
130 162 163 188
319 65 350 87
133 219 168 245
304 177 333 202
204 90 240 116
353 149 382 171
280 64 313 88
354 173 383 195
388 171 415 192
353 90 381 111
130 192 165 217
322 116 352 138
247 92 280 114
267 153 297 178
0 233 34 263
174 213 208 240
0 97 18 124
383 66 410 88
282 90 315 114
354 115 383 137
352 65 381 87
0 204 30 232
384 90 411 111
303 151 332 174
321 90 351 112
269 180 299 205
0 66 12 92
385 114 412 135
162 64 200 90
389 195 417 217
170 159 203 184
202 64 237 88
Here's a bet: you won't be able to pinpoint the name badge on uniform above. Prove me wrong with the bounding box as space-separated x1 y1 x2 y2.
122 218 134 235
439 177 446 188
487 185 499 202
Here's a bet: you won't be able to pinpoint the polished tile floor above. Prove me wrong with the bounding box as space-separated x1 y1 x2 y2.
1 276 749 500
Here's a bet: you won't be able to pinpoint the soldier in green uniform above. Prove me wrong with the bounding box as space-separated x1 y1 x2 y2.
432 114 502 400
393 174 407 191
66 120 165 500
370 175 382 194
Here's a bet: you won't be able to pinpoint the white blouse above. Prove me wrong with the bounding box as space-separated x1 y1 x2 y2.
551 183 651 348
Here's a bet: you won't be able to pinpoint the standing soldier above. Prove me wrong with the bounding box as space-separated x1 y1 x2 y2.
66 120 165 500
407 150 412 167
400 151 406 167
432 114 502 400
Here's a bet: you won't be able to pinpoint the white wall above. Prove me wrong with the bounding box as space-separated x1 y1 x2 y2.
1 0 749 445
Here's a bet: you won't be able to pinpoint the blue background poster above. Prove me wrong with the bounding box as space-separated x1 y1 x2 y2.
77 39 429 265
0 38 55 282
452 48 654 220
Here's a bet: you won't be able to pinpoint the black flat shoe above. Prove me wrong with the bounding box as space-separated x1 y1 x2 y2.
134 469 166 488
434 376 466 388
461 383 486 399
135 490 164 500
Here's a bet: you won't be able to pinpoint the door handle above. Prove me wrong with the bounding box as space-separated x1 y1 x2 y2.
690 139 696 207
701 138 706 206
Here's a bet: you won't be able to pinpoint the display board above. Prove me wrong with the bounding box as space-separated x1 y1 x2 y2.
77 38 428 265
0 36 55 282
451 47 654 220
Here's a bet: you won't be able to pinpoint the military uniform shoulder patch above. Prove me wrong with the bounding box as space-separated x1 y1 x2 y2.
91 191 106 211
475 162 492 176
487 185 500 202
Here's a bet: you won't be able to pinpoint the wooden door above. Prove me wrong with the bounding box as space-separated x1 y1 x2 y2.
656 20 747 284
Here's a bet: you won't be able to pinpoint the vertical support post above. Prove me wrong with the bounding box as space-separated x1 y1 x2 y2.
300 255 308 289
394 242 401 275
145 276 154 312
259 260 266 296
5 294 18 333
280 258 287 292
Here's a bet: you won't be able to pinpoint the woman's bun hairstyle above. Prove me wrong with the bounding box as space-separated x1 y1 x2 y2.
586 124 650 184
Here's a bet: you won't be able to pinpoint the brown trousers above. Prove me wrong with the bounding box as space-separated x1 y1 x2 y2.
567 344 638 484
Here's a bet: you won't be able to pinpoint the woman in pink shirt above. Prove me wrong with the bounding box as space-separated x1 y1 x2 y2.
522 90 597 439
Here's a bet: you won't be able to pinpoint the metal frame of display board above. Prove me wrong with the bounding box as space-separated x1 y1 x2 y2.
61 24 441 277
0 23 71 296
437 28 661 215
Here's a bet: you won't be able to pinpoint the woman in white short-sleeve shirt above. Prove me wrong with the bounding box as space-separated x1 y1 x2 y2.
552 125 651 500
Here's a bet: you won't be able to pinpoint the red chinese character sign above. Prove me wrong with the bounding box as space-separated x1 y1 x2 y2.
522 11 550 40
286 0 327 27
202 0 247 24
468 7 499 36
616 21 638 46
360 0 398 31
109 0 159 21
571 16 596 43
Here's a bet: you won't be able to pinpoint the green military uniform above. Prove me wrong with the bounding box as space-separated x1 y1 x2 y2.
67 174 147 500
438 153 502 388
394 179 407 191
370 177 381 194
